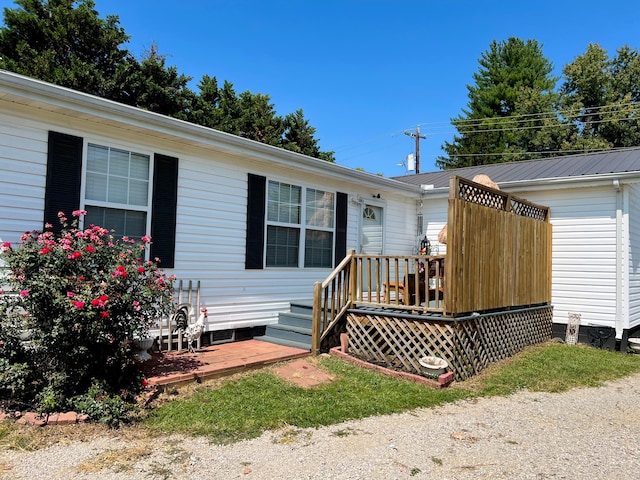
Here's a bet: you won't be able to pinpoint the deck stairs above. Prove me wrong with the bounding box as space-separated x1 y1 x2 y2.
256 300 314 351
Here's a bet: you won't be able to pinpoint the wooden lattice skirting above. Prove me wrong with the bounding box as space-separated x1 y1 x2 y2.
345 305 553 381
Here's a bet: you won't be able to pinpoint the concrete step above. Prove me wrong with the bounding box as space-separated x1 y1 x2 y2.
264 323 312 346
254 335 311 351
289 300 314 315
277 311 313 329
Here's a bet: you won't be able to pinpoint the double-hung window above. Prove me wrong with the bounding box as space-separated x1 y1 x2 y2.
265 180 335 268
304 188 335 268
45 131 178 267
82 144 151 241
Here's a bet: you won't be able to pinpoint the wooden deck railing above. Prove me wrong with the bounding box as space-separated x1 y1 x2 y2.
352 254 446 312
312 252 447 354
311 175 552 354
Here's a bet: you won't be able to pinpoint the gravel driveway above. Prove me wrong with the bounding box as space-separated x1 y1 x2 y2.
2 372 640 480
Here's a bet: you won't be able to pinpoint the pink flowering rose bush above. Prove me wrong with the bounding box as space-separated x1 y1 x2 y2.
0 211 174 421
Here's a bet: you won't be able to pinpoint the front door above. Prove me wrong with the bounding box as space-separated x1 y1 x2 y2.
360 204 384 290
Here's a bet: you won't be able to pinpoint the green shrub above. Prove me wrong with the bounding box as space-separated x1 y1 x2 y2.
0 210 174 419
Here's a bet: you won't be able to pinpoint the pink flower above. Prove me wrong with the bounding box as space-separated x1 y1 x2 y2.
45 223 53 229
73 301 85 309
138 267 145 273
67 292 75 298
19 290 29 297
141 379 149 387
39 247 51 255
2 241 11 248
91 298 100 307
57 211 65 218
133 300 141 312
100 311 109 318
85 245 95 253
100 295 109 302
141 235 151 243
72 209 87 217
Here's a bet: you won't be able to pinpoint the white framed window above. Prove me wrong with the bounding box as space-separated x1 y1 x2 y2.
81 143 152 241
265 180 335 268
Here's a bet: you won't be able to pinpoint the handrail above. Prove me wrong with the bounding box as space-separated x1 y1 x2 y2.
312 249 356 354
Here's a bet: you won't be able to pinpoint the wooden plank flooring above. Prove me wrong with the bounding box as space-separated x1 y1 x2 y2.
140 339 310 389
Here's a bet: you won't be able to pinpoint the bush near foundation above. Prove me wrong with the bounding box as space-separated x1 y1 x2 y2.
0 211 174 423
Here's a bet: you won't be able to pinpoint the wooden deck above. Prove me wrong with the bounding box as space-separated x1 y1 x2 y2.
139 339 310 389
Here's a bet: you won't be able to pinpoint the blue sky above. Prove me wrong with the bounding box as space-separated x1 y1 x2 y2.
2 0 639 176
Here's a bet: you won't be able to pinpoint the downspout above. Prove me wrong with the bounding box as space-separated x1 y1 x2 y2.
614 179 627 340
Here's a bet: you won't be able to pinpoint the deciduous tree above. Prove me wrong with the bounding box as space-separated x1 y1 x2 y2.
560 43 640 148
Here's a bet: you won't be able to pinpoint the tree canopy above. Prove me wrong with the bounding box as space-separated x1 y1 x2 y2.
560 43 640 149
0 0 335 162
437 38 572 169
438 38 640 169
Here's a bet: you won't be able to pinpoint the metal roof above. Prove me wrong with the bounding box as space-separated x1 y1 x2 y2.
392 148 640 189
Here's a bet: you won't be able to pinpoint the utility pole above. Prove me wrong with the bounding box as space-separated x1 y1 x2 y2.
404 127 426 174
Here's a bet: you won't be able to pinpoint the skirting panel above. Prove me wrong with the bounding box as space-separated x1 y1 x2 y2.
345 305 553 381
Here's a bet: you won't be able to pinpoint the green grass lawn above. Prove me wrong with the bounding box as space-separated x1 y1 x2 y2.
142 342 640 444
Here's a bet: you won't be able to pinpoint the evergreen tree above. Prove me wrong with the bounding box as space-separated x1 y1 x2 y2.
0 0 131 98
0 0 334 162
437 38 571 169
282 109 335 162
121 43 195 117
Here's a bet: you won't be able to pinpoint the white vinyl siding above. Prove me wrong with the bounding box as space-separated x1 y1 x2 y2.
508 187 618 330
0 114 48 244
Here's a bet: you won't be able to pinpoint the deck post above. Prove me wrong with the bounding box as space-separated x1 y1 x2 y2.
348 249 357 302
312 281 322 355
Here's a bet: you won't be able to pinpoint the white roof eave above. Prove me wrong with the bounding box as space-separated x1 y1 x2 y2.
419 171 640 199
0 70 421 195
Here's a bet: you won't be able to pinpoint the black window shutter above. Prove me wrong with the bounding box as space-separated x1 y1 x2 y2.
335 192 348 266
44 131 83 233
150 154 178 268
245 173 266 269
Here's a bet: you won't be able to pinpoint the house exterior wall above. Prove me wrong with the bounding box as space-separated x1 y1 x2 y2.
421 196 448 255
0 98 418 332
522 186 619 333
0 112 48 242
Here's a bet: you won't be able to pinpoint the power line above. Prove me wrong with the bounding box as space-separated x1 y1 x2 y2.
443 145 640 158
412 101 640 130
423 114 640 137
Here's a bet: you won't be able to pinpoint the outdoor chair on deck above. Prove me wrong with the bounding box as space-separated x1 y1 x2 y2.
384 259 444 305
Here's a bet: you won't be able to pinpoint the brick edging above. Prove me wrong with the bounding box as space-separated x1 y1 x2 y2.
0 410 89 426
329 347 454 388
0 387 160 426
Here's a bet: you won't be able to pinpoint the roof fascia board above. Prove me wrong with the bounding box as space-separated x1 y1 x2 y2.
420 171 640 198
0 70 419 194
